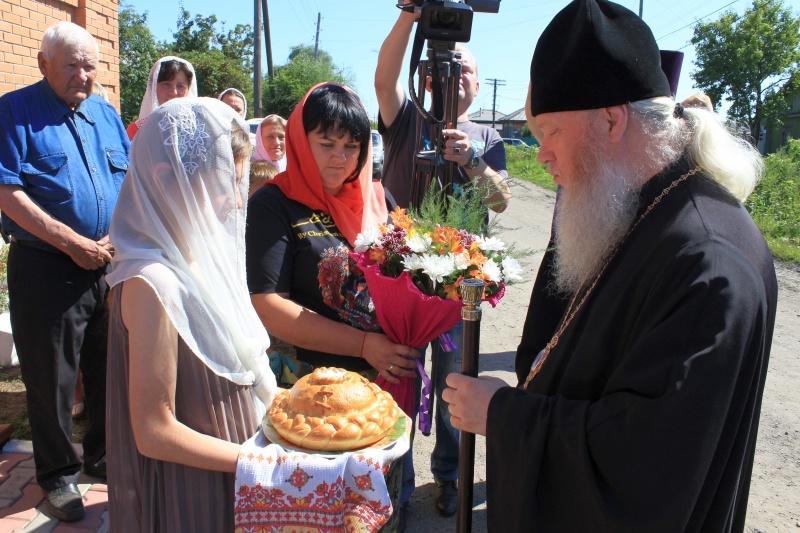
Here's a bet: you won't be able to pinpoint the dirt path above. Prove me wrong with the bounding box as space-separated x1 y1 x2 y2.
406 181 800 532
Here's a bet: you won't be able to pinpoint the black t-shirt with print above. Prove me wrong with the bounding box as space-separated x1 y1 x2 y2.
246 184 379 372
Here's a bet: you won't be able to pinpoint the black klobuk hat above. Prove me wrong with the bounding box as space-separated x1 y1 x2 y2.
530 0 671 116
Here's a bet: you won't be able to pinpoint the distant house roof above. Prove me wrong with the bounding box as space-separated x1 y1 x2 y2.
469 107 527 124
468 108 506 123
501 107 527 122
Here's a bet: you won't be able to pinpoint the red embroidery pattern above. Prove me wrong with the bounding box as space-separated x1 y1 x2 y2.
235 477 390 532
352 472 374 492
288 465 312 490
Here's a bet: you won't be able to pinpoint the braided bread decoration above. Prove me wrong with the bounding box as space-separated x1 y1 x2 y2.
268 367 402 451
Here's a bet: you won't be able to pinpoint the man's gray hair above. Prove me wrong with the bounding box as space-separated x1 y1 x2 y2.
628 98 763 202
40 21 99 61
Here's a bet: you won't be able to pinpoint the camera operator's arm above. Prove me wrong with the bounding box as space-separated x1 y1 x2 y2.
375 2 419 129
443 127 511 213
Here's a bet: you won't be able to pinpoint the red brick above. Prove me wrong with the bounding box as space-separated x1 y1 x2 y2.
0 518 30 533
0 453 32 480
0 483 43 521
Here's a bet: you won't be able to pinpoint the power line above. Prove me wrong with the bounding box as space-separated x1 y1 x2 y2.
656 0 741 40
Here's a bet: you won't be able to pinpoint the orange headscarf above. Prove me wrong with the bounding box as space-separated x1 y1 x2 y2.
269 83 388 246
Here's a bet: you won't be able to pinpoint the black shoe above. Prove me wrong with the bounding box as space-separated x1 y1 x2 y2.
43 483 85 522
435 479 458 517
397 501 409 533
83 458 106 479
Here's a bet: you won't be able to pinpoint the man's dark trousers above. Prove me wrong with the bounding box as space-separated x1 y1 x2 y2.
8 241 108 491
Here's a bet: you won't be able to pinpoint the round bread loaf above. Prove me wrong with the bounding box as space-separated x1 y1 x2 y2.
268 367 402 451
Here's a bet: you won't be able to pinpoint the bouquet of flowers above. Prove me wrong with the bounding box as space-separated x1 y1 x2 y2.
351 207 522 433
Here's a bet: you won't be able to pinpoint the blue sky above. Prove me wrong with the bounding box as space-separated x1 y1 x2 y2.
126 0 800 121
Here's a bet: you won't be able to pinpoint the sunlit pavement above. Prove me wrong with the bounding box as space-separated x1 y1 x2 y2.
0 440 109 532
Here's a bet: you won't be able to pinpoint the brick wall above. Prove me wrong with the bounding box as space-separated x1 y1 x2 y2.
0 0 121 110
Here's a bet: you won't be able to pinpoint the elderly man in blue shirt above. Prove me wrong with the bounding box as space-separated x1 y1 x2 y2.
0 22 129 522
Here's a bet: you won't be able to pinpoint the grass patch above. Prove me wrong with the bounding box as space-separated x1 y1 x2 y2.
0 365 88 442
505 145 556 191
746 139 800 264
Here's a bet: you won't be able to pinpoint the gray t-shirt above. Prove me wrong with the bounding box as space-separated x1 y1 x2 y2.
378 98 508 209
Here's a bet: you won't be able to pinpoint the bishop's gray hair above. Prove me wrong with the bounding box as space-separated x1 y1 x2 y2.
628 97 763 202
40 22 99 61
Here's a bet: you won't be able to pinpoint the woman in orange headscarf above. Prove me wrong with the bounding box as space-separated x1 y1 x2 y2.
246 83 419 383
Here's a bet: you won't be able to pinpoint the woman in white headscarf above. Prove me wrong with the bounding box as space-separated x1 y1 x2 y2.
218 87 247 118
252 114 287 171
106 97 277 533
125 56 197 141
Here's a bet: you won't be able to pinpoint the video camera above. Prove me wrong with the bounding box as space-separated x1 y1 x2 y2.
409 0 500 42
404 0 500 209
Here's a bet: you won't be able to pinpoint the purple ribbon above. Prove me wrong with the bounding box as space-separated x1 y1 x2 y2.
438 333 457 352
416 358 433 435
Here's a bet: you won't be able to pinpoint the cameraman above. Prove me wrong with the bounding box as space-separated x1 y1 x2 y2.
375 2 510 528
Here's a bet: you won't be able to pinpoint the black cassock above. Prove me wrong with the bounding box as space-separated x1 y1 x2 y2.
487 158 777 532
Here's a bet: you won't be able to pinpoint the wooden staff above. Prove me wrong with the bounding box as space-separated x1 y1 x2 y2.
456 279 485 533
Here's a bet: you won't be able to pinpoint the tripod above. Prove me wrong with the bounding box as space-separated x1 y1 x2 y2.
408 38 463 210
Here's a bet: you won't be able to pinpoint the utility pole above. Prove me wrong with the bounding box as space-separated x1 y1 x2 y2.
639 0 643 17
314 13 321 61
253 0 262 117
486 78 505 129
262 0 274 83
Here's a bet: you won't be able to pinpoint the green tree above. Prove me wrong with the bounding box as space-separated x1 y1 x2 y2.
118 2 161 124
262 45 355 118
691 0 800 140
167 8 255 115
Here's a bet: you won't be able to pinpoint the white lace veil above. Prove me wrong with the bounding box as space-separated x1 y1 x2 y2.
107 97 277 415
134 56 198 131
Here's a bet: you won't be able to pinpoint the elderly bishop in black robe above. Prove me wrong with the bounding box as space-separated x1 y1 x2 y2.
442 1 778 532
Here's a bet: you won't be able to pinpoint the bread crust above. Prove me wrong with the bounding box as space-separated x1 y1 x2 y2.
268 367 401 451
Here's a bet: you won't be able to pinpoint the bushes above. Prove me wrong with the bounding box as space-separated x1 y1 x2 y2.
746 139 800 263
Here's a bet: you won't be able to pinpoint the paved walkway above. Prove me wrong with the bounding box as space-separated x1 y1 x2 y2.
0 440 108 533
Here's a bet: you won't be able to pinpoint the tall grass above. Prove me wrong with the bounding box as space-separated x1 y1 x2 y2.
504 145 556 191
746 139 800 263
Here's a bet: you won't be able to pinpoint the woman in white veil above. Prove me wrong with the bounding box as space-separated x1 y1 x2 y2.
106 97 277 532
125 56 197 140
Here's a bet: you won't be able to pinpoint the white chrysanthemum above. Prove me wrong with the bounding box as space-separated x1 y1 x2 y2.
476 235 506 253
481 259 503 282
354 227 382 252
405 232 432 253
401 254 425 272
453 251 472 271
420 253 456 286
501 256 523 283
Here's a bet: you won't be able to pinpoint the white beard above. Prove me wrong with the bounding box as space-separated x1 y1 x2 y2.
551 139 642 295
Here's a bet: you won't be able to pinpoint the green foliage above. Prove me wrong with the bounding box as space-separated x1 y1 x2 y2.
177 49 254 110
118 2 161 124
118 4 256 120
167 8 255 116
262 45 355 118
504 145 555 191
413 180 491 236
746 139 800 262
691 0 800 137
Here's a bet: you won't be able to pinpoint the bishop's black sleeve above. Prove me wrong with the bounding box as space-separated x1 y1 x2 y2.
485 237 774 533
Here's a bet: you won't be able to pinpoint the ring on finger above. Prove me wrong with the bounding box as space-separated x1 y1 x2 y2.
453 147 460 154
389 364 394 372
